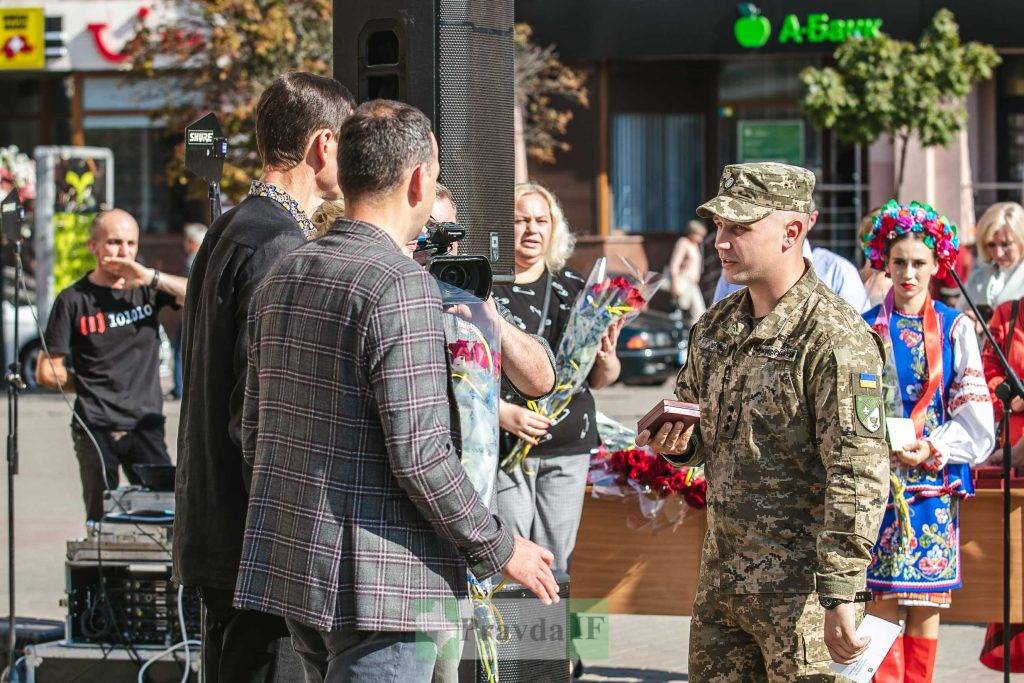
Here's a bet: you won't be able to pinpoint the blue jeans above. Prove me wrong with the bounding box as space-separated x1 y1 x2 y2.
285 619 437 683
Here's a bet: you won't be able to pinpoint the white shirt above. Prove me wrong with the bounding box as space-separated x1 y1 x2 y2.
713 241 871 312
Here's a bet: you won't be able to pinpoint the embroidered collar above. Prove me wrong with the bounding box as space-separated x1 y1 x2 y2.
248 179 316 239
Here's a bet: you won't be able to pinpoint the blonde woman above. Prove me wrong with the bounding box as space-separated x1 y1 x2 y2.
494 182 621 576
962 201 1024 319
309 198 345 238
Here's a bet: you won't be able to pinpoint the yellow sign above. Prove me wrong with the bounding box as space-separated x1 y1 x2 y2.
0 8 44 70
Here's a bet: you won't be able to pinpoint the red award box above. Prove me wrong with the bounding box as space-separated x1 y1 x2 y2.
637 399 700 436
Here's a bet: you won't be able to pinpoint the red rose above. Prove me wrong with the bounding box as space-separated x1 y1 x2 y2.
683 479 707 509
669 470 689 492
629 449 648 466
448 339 468 360
625 288 646 310
652 475 674 497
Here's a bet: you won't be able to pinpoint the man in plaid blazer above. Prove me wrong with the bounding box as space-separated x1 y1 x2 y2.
234 100 560 682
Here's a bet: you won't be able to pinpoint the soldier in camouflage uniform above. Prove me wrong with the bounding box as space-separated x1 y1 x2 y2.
638 162 891 681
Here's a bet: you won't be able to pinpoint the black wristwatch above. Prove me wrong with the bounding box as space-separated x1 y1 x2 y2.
818 596 849 610
819 591 872 610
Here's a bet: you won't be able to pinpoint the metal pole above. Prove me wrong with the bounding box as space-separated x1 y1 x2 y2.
209 182 221 224
952 266 1022 682
6 240 21 680
999 387 1012 682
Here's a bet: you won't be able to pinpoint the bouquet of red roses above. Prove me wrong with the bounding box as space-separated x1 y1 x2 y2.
441 288 505 682
589 444 707 532
500 257 662 472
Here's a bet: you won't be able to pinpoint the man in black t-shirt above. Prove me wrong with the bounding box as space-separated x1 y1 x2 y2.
37 208 187 521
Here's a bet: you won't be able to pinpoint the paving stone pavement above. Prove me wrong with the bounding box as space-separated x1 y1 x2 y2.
586 382 1015 681
0 386 1020 680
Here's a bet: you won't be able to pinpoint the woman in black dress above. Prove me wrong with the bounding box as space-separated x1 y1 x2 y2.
493 182 622 574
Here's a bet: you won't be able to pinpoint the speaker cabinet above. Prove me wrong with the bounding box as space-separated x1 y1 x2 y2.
333 0 516 284
458 572 572 683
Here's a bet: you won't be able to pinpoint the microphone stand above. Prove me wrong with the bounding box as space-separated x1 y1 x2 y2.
1 189 24 682
950 268 1024 682
4 239 24 682
208 137 227 224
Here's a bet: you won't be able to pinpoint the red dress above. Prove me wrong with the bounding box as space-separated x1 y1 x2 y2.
980 297 1024 672
982 299 1024 449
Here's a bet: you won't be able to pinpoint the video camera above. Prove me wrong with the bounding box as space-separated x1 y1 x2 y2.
417 220 492 301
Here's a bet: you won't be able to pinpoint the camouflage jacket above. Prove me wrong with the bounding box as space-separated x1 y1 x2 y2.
673 262 889 599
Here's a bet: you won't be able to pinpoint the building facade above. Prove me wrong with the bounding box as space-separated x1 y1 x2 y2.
0 0 201 243
516 0 1024 274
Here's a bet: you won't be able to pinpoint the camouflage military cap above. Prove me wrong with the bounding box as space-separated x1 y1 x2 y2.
697 162 816 224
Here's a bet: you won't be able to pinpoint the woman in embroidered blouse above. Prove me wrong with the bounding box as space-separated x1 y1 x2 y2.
861 200 995 683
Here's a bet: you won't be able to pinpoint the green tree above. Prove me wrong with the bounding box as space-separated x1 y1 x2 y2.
514 23 589 165
801 9 1000 199
127 8 586 195
125 0 332 201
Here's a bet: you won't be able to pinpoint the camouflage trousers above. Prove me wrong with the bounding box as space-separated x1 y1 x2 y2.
689 587 845 682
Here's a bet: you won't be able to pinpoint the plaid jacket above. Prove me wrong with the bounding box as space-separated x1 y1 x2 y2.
233 218 515 631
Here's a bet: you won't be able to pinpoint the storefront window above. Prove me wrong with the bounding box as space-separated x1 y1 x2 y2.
0 77 40 116
717 58 823 173
0 75 71 149
716 57 865 259
718 59 808 103
999 58 1024 192
83 125 173 233
82 77 185 233
611 113 703 234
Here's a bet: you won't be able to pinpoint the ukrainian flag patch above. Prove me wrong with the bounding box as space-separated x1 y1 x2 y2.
859 372 878 389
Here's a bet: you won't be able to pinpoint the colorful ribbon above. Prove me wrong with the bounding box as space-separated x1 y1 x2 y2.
873 290 945 549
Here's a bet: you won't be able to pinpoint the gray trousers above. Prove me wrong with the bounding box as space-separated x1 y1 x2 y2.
285 619 437 683
495 451 591 572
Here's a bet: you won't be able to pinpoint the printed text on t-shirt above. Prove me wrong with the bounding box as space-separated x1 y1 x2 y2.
77 304 155 336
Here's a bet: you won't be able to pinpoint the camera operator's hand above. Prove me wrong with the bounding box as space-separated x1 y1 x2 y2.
446 296 499 328
406 227 430 265
501 536 559 605
500 400 551 446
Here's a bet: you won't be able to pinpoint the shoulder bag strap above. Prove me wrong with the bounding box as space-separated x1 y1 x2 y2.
1007 299 1021 357
536 270 554 336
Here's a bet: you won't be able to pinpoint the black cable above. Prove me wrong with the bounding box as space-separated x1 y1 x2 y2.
66 641 113 683
14 254 181 678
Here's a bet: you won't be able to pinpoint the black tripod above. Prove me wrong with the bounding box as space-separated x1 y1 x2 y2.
2 193 24 682
950 269 1024 681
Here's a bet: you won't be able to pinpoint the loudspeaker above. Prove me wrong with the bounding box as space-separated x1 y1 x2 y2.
458 572 572 683
333 0 516 284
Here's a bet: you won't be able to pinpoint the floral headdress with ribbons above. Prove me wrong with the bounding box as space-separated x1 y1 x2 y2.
861 199 960 278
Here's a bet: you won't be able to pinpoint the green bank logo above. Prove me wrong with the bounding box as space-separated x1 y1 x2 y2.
734 4 883 49
734 4 772 48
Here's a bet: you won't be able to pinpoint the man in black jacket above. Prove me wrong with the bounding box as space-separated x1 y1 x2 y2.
173 72 355 682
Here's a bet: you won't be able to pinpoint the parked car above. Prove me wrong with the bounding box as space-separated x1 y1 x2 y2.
2 301 42 390
616 310 688 385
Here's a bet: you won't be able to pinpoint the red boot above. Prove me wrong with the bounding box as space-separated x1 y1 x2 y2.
873 635 904 682
904 635 938 682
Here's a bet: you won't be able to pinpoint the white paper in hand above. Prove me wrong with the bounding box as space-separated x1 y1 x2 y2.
828 615 902 683
886 417 917 452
